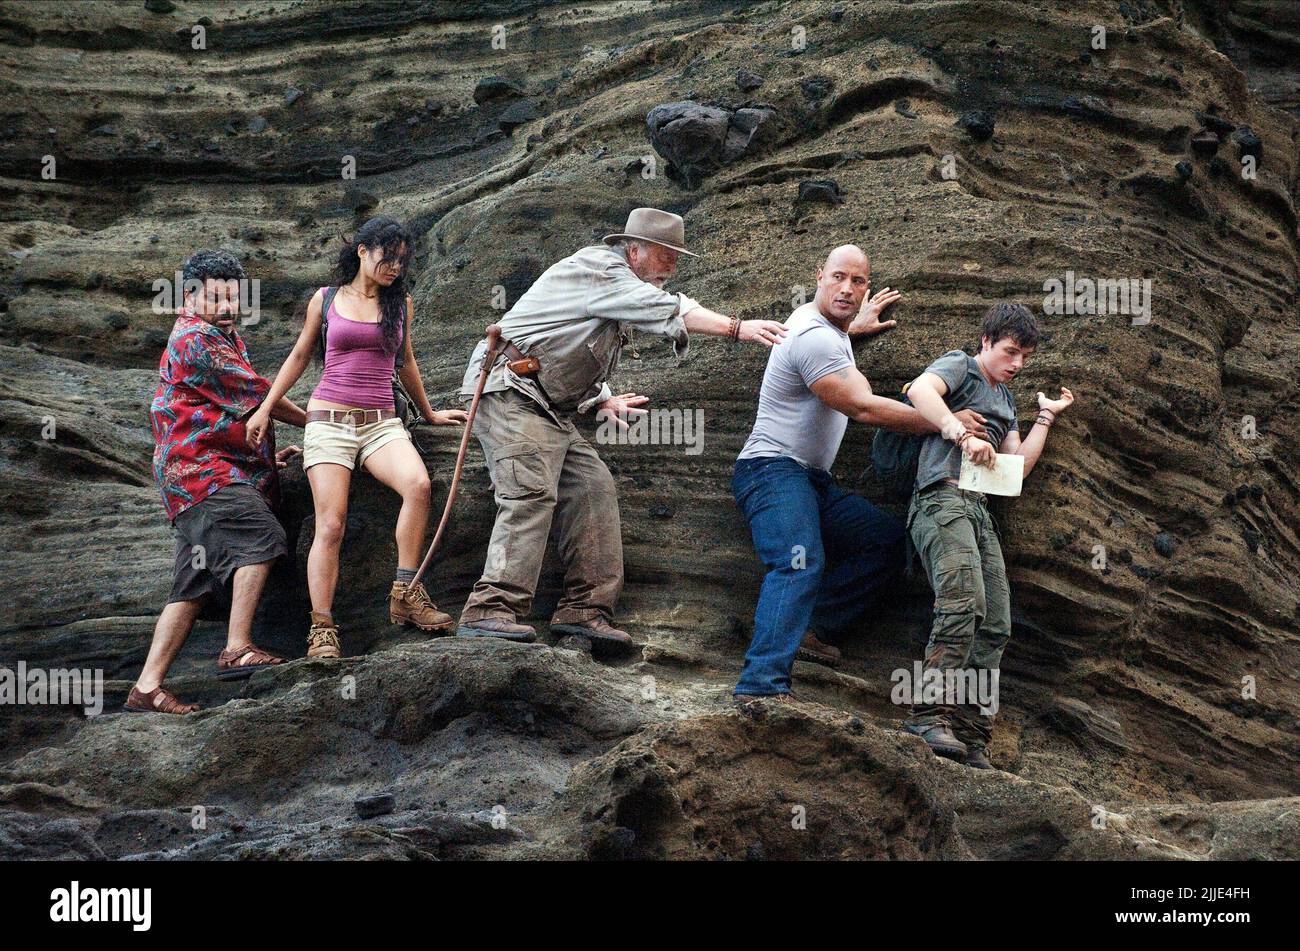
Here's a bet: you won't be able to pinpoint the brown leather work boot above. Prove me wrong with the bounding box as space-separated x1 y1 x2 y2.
390 581 454 632
796 630 841 668
905 722 968 761
456 617 538 643
308 611 343 659
734 691 800 706
550 617 633 646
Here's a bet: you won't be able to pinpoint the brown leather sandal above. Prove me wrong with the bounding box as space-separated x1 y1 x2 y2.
124 685 199 715
217 643 286 681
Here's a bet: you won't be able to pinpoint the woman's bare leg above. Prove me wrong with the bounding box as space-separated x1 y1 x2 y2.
306 462 353 616
361 438 431 569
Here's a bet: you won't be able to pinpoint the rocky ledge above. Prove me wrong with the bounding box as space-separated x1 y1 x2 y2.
0 1 1297 859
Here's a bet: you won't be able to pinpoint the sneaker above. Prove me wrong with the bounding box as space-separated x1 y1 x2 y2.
308 611 343 659
905 722 968 760
456 617 537 643
390 581 454 632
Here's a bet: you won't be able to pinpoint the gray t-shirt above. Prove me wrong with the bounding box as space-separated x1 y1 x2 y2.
914 350 1018 491
738 302 855 472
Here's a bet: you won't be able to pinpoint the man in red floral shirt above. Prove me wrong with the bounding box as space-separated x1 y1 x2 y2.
127 250 307 715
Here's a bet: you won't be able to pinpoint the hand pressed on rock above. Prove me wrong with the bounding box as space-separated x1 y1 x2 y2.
847 286 903 336
596 392 649 431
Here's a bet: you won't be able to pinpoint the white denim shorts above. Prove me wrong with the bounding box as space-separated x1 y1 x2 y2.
303 416 409 470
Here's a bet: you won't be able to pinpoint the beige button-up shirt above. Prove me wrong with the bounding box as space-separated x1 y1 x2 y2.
459 244 698 416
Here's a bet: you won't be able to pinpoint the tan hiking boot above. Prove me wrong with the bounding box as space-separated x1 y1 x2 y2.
457 617 537 643
390 581 454 632
796 630 841 668
308 611 342 659
734 691 800 706
550 617 633 645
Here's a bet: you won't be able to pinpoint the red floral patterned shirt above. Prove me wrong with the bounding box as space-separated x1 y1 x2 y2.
150 310 277 521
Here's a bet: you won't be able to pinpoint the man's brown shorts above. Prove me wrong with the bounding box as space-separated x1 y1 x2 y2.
168 483 287 604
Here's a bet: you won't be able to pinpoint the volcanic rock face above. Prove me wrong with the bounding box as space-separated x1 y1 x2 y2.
0 2 1297 859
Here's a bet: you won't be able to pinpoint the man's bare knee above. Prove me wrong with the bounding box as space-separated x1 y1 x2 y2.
233 560 272 580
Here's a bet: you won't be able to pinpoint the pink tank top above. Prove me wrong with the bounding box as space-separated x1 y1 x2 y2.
311 288 401 409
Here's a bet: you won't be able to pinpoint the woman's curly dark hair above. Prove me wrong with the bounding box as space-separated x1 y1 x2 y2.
331 216 413 355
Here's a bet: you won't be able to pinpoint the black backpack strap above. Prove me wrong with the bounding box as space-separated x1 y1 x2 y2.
317 285 339 362
394 308 406 372
944 354 981 409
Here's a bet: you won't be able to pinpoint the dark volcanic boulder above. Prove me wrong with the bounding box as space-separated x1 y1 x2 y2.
645 101 731 188
646 101 779 187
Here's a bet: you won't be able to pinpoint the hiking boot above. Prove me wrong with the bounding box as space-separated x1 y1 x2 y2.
733 692 803 719
550 616 633 646
963 744 993 770
905 722 968 760
308 611 342 659
733 691 800 708
390 580 454 632
796 630 841 668
457 617 537 643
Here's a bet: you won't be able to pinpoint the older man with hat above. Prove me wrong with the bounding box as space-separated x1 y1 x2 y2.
456 208 787 645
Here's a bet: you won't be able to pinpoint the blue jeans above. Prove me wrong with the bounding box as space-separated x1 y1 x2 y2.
732 455 905 695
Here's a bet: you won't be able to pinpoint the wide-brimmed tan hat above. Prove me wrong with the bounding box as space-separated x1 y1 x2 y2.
602 207 698 257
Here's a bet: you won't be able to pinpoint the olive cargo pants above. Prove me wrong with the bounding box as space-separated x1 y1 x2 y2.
905 483 1012 747
459 388 622 626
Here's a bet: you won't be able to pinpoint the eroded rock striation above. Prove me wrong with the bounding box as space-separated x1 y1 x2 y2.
0 1 1296 859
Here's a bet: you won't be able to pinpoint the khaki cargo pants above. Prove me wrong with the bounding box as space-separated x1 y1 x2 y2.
459 388 622 626
904 483 1012 747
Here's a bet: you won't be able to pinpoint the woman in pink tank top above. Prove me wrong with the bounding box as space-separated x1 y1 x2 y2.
248 217 468 656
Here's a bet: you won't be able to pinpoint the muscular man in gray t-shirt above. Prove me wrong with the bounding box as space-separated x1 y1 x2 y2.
731 245 988 700
737 302 856 471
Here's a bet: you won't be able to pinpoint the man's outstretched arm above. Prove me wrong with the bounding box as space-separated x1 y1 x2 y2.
810 365 987 437
681 304 787 347
999 388 1075 478
906 372 996 465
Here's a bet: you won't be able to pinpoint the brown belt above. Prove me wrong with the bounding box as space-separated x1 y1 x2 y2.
306 408 397 425
499 338 540 376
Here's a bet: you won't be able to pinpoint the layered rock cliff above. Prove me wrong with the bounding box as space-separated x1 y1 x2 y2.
0 0 1296 859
